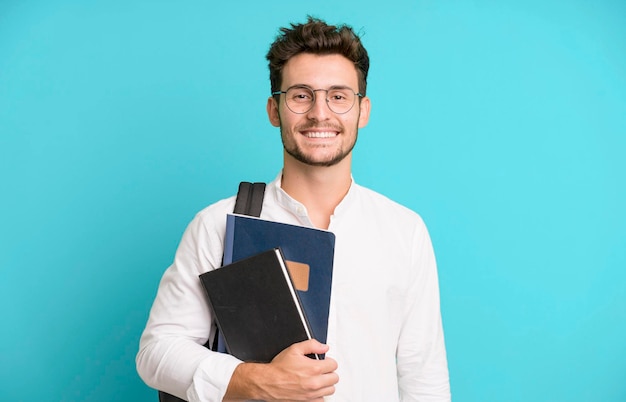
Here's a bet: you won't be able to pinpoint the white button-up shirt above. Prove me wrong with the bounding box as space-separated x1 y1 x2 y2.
137 174 450 401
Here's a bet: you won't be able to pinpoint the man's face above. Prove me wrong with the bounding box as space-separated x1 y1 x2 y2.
267 53 370 167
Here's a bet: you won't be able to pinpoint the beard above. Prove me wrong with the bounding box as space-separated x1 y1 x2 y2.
279 119 359 167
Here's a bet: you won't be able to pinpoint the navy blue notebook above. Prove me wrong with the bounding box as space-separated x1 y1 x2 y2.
223 214 335 348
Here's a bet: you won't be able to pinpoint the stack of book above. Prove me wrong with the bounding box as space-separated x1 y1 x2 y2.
199 214 335 362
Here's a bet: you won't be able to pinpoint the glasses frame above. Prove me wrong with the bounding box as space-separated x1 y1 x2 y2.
272 85 364 115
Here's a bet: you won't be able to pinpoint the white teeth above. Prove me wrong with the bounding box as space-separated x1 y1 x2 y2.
305 131 336 138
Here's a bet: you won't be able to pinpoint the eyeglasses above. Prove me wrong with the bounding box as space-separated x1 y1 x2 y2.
272 85 363 114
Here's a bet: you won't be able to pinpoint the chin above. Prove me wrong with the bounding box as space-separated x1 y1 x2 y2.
287 150 349 167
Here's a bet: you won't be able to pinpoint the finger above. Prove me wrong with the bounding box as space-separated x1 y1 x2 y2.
306 384 337 400
318 371 339 387
314 356 338 374
292 339 330 355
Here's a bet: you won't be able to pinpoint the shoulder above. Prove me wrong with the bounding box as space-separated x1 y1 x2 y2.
186 195 240 241
348 183 434 256
172 195 237 270
191 175 277 233
195 195 236 225
179 195 237 244
351 183 426 227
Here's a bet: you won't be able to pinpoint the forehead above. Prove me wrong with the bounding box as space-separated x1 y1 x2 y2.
282 53 359 89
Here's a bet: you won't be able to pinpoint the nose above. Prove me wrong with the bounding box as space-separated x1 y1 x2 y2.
306 90 331 121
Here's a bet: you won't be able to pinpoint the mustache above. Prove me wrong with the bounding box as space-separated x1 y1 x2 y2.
295 123 343 132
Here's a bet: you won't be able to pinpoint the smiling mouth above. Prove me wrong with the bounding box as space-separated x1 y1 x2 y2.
304 131 338 138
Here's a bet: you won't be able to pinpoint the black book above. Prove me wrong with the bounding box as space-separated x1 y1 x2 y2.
199 248 317 362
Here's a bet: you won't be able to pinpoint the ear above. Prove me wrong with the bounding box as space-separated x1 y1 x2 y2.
267 96 281 127
357 96 371 129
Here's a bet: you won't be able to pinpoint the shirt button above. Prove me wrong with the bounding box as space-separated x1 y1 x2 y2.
296 206 305 215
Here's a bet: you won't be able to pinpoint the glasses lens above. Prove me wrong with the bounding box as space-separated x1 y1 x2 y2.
327 88 355 114
285 87 314 113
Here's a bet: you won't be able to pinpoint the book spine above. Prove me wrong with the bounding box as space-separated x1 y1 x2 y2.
223 214 236 266
274 248 319 360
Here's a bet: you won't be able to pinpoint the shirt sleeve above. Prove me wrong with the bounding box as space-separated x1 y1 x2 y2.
397 221 451 401
136 208 242 402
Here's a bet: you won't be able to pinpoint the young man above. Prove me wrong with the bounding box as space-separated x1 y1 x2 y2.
137 17 450 401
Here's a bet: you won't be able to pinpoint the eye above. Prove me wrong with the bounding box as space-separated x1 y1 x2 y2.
328 90 350 102
288 88 314 103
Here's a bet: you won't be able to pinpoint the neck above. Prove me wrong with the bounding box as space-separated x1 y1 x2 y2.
281 153 352 229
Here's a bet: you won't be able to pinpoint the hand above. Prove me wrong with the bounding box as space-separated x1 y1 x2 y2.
224 339 339 401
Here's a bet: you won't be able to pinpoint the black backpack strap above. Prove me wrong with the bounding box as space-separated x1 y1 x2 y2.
210 181 266 354
158 181 266 402
158 391 184 402
233 182 266 217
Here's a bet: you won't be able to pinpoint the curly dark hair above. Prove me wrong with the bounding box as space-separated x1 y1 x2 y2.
266 16 370 96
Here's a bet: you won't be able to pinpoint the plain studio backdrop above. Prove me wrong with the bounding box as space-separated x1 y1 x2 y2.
1 0 624 401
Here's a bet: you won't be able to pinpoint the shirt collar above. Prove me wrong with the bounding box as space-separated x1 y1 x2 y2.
269 171 357 222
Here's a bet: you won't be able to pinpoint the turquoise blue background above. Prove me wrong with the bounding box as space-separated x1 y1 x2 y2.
1 0 625 400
